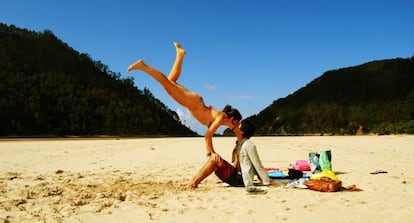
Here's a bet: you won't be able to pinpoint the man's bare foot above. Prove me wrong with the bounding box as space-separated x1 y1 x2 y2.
174 42 186 57
127 59 146 72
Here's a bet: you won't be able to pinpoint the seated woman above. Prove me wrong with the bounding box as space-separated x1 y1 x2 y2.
128 42 242 155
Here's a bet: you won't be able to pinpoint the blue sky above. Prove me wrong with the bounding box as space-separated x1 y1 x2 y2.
1 0 413 134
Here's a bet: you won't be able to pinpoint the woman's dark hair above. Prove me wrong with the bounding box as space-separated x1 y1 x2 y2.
240 120 255 139
222 105 242 121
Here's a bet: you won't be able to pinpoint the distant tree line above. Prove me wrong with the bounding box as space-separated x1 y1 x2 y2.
232 57 414 135
0 23 197 136
2 23 413 137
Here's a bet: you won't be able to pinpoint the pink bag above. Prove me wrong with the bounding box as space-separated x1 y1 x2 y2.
294 160 311 171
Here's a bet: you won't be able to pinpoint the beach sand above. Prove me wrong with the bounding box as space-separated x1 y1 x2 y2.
0 136 413 222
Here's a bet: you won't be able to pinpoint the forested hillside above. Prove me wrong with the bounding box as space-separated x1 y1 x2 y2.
242 57 414 135
0 23 197 136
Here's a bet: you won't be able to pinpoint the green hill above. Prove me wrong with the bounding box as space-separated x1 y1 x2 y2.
0 23 197 137
241 57 414 135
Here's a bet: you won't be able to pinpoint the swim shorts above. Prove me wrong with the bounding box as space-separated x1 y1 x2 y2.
214 155 244 187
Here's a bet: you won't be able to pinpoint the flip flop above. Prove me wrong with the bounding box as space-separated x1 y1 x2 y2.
370 170 388 174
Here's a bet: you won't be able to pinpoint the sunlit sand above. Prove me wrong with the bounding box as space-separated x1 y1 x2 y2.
1 136 413 222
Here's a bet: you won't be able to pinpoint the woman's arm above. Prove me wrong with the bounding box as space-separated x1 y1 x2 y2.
204 113 225 155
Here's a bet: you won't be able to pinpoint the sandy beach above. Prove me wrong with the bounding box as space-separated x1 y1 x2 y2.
0 136 413 222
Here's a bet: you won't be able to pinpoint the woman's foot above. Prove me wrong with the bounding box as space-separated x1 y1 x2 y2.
174 42 186 57
127 59 146 72
181 180 198 189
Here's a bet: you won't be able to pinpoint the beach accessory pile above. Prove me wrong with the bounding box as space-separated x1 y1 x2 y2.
305 150 342 192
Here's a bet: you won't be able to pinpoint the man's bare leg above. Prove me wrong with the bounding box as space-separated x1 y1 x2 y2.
168 42 186 82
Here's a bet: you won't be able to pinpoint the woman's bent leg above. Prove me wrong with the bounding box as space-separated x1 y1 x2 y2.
188 154 220 188
168 42 186 82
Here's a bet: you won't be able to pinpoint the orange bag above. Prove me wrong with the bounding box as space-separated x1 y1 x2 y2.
304 177 342 192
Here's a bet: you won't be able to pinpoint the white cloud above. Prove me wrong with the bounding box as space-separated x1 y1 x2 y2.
204 83 217 90
225 94 259 99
